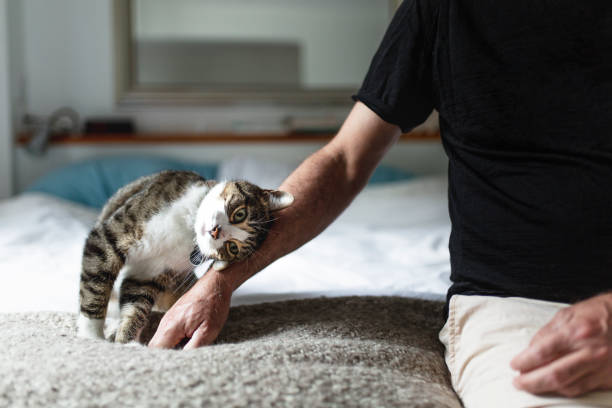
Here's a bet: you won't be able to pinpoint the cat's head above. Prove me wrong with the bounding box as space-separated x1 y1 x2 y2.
194 180 294 270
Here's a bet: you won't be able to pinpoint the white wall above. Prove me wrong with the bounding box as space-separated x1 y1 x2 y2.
12 0 447 193
19 0 353 126
134 0 390 88
0 0 13 198
21 0 115 118
8 0 24 135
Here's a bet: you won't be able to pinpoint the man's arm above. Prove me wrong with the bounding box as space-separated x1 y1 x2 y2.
148 102 402 349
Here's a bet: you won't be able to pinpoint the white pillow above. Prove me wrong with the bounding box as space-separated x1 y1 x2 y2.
217 157 298 189
334 174 449 228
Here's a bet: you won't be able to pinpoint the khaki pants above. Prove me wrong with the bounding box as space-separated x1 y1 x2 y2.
439 295 612 408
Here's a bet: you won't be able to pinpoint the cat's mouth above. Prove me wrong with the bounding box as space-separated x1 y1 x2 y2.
195 239 231 264
192 245 231 271
189 245 223 276
200 247 232 271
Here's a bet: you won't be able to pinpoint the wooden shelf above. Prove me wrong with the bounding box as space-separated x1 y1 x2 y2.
16 130 440 145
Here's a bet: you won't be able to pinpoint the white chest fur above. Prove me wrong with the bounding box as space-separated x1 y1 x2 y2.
124 184 210 280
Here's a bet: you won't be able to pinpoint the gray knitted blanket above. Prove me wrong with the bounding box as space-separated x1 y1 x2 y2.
0 296 461 407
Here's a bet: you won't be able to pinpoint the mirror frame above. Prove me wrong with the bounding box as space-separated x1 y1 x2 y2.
113 0 401 106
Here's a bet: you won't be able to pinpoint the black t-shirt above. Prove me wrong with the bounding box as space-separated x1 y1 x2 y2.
354 0 612 304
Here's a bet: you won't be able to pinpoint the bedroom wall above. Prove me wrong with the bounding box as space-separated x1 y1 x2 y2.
133 0 390 88
13 0 448 193
20 0 114 118
0 0 14 198
18 0 353 125
7 0 24 130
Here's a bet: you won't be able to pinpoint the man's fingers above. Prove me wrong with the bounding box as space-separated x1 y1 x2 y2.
511 328 572 372
148 321 183 349
513 348 599 394
183 323 217 350
558 373 603 398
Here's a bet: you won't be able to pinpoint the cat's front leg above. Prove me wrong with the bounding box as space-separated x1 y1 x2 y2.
114 277 164 344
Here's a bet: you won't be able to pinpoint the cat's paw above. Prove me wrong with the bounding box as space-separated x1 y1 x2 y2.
76 314 105 340
123 341 144 348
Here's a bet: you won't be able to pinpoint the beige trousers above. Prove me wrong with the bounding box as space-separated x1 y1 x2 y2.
439 295 612 408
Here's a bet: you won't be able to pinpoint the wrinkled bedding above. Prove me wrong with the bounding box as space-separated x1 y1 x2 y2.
0 175 451 313
0 296 461 408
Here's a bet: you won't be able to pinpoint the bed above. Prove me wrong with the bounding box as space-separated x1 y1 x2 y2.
0 156 460 407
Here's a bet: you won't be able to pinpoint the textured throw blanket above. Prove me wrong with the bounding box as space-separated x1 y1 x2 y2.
0 296 461 407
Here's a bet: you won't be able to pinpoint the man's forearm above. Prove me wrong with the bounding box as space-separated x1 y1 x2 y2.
215 146 363 292
219 102 401 291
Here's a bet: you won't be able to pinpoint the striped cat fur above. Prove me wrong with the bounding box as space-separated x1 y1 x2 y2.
77 170 293 344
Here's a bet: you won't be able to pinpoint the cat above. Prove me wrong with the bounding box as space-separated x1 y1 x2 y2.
77 170 293 344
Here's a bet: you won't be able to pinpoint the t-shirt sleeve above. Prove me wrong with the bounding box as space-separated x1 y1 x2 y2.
353 0 437 133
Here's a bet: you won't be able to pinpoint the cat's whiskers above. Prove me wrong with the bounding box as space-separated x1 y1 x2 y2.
174 274 196 295
172 265 200 294
244 248 267 273
249 217 280 225
256 228 281 237
172 273 192 295
172 247 229 296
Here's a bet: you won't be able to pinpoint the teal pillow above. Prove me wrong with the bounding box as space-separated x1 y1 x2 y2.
369 165 414 184
27 156 218 209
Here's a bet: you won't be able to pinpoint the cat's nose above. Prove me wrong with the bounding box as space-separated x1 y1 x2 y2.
209 225 221 240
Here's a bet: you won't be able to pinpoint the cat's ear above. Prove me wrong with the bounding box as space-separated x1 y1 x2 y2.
266 190 294 211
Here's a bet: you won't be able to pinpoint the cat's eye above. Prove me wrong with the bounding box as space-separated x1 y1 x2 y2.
231 207 247 223
227 241 239 255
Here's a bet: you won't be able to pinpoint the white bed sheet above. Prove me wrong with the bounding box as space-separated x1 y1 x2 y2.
0 175 451 313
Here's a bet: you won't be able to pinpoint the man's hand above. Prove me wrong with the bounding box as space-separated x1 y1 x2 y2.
511 293 612 397
148 268 232 350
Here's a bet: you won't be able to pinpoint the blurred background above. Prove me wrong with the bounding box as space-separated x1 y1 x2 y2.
0 0 444 200
0 0 452 324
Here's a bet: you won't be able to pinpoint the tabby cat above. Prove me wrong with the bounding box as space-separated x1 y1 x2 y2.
77 170 293 343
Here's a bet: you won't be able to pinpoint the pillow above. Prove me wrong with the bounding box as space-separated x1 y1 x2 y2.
217 158 297 189
27 156 218 209
218 157 414 189
334 174 449 228
369 165 415 184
